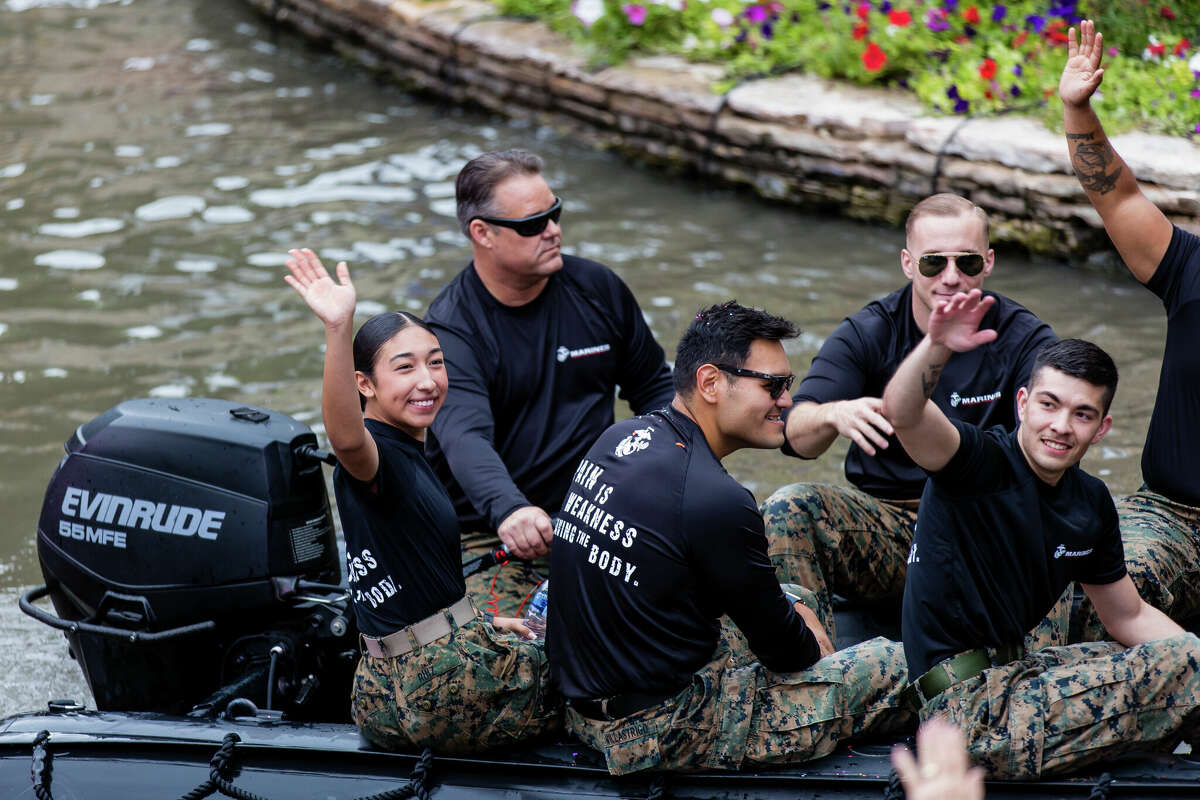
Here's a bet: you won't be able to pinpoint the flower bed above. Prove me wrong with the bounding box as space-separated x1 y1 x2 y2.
496 0 1200 136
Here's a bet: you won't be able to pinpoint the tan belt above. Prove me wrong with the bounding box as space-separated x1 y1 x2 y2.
361 596 476 658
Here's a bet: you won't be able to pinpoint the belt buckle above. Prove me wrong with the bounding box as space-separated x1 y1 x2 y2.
598 698 613 721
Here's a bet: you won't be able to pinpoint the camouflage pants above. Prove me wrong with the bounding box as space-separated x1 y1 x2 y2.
1056 489 1200 644
461 531 548 619
566 636 914 775
920 635 1200 779
1118 487 1200 627
761 483 919 640
352 615 562 754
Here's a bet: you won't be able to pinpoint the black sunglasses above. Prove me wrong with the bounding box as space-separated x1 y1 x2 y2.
714 364 795 400
917 252 986 277
472 197 563 237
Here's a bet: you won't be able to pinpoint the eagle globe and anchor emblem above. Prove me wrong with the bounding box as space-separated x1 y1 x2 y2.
615 427 653 457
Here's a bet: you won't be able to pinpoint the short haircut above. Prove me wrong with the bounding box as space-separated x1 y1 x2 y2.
905 193 989 246
1029 338 1119 414
352 311 435 409
673 301 798 397
455 150 545 237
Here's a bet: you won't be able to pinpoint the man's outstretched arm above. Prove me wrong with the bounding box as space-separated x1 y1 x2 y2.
1060 20 1173 283
882 291 997 472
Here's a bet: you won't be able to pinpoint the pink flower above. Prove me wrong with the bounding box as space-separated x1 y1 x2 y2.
622 3 647 24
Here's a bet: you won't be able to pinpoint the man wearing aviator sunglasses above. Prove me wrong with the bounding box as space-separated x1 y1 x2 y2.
761 193 1058 644
424 150 674 617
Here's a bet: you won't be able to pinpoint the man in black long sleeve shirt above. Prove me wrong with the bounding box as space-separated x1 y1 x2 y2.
424 151 674 615
550 302 912 775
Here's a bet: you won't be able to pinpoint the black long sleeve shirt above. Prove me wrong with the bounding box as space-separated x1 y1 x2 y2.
425 256 675 532
549 407 820 701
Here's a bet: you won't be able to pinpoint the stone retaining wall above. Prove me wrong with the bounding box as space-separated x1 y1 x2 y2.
245 0 1200 259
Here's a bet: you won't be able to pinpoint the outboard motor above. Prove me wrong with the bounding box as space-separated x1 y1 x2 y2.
24 398 357 721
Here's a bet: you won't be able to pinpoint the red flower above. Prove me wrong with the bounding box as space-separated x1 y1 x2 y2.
1161 6 1177 19
1045 19 1068 44
1013 30 1028 47
984 89 994 99
979 57 997 79
853 22 869 39
1149 41 1166 56
856 2 870 20
888 9 911 26
862 41 887 71
1174 38 1190 57
963 5 980 24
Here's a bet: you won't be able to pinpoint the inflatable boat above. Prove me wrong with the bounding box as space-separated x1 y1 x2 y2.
6 398 1197 798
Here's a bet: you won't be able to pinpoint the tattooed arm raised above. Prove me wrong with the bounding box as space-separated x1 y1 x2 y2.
1059 20 1173 283
881 290 998 473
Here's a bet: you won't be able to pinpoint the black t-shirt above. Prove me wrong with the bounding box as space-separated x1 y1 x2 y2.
901 420 1126 677
548 407 820 701
788 286 1056 499
425 255 675 532
1142 226 1200 506
333 419 465 637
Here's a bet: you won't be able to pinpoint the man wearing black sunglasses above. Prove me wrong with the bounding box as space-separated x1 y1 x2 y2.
762 193 1057 644
550 301 911 775
424 150 674 616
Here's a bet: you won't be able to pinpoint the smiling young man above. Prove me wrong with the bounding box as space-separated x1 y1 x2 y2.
549 301 912 775
762 194 1056 641
882 290 1200 779
424 150 674 615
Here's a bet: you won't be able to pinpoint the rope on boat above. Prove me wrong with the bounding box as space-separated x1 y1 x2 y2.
31 729 53 800
353 747 436 800
882 767 903 800
175 736 435 800
1088 772 1114 800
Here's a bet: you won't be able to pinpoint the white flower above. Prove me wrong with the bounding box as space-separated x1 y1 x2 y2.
572 0 606 27
711 7 733 26
1189 51 1200 72
665 0 685 10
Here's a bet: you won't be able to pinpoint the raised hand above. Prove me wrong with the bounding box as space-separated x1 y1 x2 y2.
284 248 357 329
1059 20 1104 108
928 289 998 353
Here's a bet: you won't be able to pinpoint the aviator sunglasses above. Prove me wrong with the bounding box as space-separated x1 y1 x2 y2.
916 251 986 278
714 364 795 400
472 196 563 237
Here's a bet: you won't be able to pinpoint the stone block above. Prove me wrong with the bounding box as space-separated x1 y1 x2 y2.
556 98 617 128
907 116 1068 174
726 73 921 138
549 75 608 107
609 93 681 128
590 57 724 115
970 190 1027 218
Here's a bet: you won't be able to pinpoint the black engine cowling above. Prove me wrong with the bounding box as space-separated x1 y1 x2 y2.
32 398 356 719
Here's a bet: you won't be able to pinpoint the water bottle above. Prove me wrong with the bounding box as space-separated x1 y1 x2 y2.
523 580 549 640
